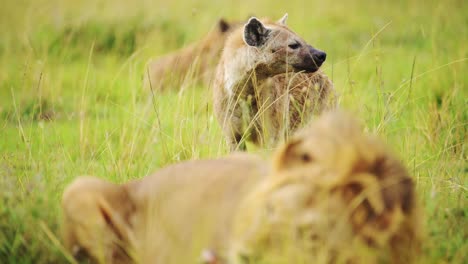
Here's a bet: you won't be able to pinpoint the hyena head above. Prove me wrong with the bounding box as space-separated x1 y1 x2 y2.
243 14 326 75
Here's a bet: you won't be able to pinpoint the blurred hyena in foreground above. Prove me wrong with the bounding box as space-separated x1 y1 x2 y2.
61 111 422 264
143 18 241 91
213 14 336 151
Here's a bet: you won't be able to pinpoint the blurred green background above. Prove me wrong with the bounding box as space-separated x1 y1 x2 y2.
0 0 466 263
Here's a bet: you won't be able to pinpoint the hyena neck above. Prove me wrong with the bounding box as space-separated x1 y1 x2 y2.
223 46 271 97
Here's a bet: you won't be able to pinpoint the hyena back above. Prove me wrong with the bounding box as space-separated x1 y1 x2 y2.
143 19 239 92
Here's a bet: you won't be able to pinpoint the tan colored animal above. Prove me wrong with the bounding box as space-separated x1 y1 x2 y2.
61 111 422 264
62 154 267 264
213 14 336 150
143 19 240 92
229 111 423 263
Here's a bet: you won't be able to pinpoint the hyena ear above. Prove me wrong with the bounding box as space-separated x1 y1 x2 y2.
274 137 313 171
243 17 271 47
277 13 288 25
218 18 230 33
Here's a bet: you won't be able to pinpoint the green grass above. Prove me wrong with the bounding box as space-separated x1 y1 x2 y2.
0 0 466 263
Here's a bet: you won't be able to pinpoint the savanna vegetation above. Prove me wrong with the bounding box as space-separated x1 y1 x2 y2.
0 0 466 263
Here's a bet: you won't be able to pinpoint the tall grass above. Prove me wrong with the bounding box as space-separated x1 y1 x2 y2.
0 0 466 263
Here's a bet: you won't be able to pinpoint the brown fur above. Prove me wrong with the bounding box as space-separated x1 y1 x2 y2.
230 111 423 263
61 111 422 264
143 19 241 92
257 71 337 147
213 15 336 150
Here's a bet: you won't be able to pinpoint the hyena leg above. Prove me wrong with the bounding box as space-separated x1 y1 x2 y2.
224 131 246 151
61 176 135 263
234 133 247 151
221 112 248 151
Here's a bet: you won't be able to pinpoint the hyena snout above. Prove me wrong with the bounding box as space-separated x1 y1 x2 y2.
308 46 327 69
293 46 327 73
311 48 327 65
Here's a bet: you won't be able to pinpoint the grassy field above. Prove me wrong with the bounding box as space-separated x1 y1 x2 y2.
0 0 466 263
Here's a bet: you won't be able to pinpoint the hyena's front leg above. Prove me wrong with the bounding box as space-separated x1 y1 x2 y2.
217 99 252 151
62 176 136 263
222 115 247 151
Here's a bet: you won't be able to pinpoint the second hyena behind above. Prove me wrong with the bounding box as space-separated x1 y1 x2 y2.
143 19 240 92
213 14 336 150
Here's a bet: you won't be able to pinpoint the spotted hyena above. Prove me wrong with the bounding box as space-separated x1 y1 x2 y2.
144 18 241 92
213 14 336 150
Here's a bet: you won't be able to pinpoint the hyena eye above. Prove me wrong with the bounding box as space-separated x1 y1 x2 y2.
301 153 312 163
288 42 301 49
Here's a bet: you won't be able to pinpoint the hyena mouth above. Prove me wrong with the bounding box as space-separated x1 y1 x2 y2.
292 64 321 73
